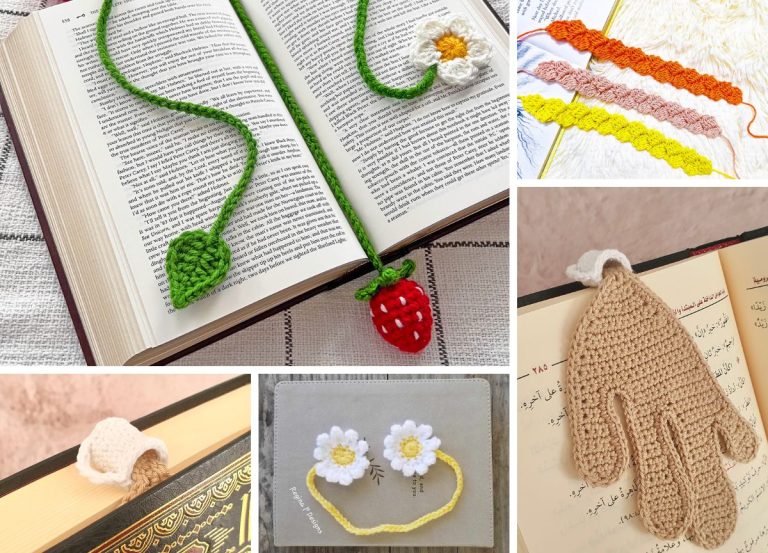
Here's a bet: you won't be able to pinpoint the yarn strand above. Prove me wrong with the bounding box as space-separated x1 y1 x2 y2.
229 0 415 297
517 28 546 41
306 449 463 535
721 136 740 179
743 102 768 139
97 0 257 241
354 0 438 99
712 168 736 180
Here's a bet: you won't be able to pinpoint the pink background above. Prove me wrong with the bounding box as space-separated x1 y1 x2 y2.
518 187 768 296
0 374 235 479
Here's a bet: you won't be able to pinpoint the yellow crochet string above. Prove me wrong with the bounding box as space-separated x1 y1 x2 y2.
306 449 463 535
712 168 736 180
518 94 736 179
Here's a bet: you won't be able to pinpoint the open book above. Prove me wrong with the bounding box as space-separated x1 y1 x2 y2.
0 0 509 365
516 0 620 178
517 229 768 553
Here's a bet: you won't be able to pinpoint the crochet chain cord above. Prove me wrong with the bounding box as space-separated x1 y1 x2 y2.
305 449 464 535
518 20 768 139
518 94 735 178
228 0 418 299
96 0 257 242
101 0 409 303
354 0 437 98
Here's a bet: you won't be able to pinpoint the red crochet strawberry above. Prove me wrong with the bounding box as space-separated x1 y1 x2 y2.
368 278 433 352
356 260 433 353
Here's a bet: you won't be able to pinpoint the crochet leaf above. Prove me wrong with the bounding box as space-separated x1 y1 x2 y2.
166 230 231 309
97 0 257 310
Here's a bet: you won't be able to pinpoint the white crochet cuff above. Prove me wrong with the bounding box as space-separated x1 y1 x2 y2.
76 417 168 488
566 249 632 287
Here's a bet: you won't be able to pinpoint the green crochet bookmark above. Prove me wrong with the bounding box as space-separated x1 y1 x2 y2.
230 0 433 353
355 1 494 96
97 0 257 310
98 0 434 352
354 0 437 98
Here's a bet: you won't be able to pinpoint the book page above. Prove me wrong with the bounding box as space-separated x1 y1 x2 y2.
719 235 768 435
517 253 768 553
241 0 509 251
37 0 366 346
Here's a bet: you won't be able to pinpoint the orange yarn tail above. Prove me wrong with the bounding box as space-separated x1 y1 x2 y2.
517 28 546 41
721 136 740 179
743 102 768 139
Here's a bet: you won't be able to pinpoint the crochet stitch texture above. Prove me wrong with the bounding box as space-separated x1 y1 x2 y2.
533 61 722 138
122 450 170 504
76 417 168 489
97 0 257 309
229 0 433 352
306 448 463 535
518 94 713 176
354 0 437 98
567 264 758 548
368 277 433 352
545 20 743 105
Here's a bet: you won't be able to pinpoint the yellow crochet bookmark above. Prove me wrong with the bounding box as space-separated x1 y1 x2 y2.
306 449 463 535
518 94 735 179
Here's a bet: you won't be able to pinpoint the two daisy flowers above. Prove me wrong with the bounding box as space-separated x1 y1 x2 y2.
313 420 442 485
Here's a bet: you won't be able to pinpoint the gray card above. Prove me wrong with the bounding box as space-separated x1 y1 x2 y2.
272 378 494 546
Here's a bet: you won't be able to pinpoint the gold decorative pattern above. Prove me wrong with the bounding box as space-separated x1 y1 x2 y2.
89 452 251 553
179 539 209 553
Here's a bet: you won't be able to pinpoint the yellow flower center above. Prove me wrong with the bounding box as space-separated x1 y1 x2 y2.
331 445 356 466
399 436 423 459
434 34 468 62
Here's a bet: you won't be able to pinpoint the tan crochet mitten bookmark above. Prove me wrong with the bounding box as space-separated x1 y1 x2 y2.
566 251 758 549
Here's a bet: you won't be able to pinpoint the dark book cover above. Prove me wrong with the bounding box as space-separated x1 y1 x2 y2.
47 433 251 553
0 0 510 366
518 225 768 308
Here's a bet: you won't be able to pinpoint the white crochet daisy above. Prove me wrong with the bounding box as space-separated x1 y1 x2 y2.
409 14 492 86
383 420 441 477
313 426 370 486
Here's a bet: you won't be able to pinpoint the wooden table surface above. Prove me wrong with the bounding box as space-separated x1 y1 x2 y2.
258 374 509 553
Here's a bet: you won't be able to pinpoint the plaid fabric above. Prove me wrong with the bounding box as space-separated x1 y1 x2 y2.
0 0 509 366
